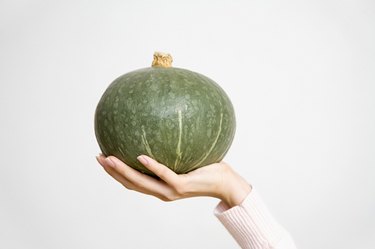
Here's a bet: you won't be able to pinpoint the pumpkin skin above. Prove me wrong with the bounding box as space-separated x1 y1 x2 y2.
95 60 236 175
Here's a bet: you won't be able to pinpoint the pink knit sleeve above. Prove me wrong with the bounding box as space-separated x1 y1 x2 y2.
214 188 297 249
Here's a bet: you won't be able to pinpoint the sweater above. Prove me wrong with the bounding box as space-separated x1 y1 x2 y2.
214 189 297 249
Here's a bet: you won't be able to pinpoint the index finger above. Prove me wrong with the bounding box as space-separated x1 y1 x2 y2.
137 155 181 187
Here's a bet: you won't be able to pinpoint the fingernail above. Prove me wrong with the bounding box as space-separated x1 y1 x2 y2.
137 156 149 166
105 157 116 168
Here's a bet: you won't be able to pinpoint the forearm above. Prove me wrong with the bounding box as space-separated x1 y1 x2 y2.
215 189 297 249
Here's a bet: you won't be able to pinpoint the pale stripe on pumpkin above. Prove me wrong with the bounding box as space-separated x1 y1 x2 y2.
174 109 183 171
141 126 155 158
190 112 223 170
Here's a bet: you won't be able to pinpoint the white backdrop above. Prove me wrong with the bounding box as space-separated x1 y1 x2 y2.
1 1 374 248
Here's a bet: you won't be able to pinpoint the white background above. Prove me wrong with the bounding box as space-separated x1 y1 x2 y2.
1 1 374 248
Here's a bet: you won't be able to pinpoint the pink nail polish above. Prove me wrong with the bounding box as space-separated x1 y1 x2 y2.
105 157 116 168
137 156 149 166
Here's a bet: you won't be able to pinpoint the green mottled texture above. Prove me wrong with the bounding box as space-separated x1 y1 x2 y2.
95 67 236 175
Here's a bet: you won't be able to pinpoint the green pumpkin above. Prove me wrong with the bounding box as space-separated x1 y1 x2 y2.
95 53 236 175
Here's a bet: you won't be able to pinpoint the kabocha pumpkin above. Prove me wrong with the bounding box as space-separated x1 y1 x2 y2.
95 52 236 175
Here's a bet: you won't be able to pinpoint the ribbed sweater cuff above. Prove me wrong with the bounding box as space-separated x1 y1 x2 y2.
214 189 286 249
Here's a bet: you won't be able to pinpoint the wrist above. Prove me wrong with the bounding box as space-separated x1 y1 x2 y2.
219 164 252 207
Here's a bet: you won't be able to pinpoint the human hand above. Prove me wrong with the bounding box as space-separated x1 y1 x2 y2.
96 154 252 207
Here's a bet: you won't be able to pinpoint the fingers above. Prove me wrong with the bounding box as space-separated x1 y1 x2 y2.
96 155 136 190
96 154 179 201
137 155 183 190
109 156 178 196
